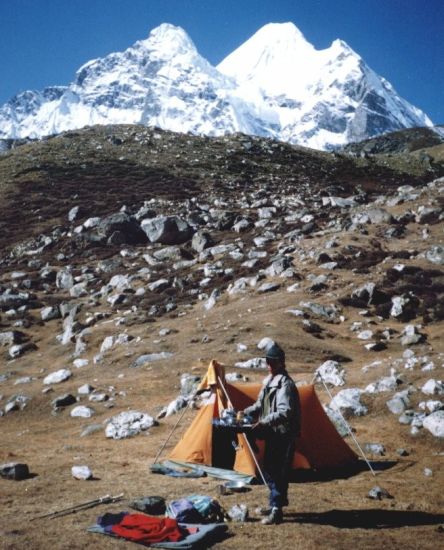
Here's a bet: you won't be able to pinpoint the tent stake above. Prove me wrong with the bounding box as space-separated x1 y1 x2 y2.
217 376 268 486
313 373 376 476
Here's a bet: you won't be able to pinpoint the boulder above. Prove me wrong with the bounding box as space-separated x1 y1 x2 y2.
97 212 147 245
191 231 213 253
366 372 401 393
105 411 155 439
40 306 61 321
390 294 419 321
152 246 184 262
386 390 410 415
100 333 133 354
421 379 444 396
56 269 74 290
400 325 426 346
141 216 193 245
330 388 367 416
422 411 444 438
299 301 340 322
352 208 394 225
315 360 345 386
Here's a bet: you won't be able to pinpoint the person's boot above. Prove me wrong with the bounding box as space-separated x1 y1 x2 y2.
261 507 283 525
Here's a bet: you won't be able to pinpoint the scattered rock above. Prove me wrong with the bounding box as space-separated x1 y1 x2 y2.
131 352 174 367
400 325 426 346
78 384 95 395
4 394 31 413
364 443 386 456
425 245 444 265
70 405 95 418
368 486 393 500
422 411 444 438
421 379 444 396
71 465 93 480
0 331 25 346
234 358 267 369
51 394 77 408
43 369 72 385
330 388 367 416
228 504 249 522
315 360 345 386
8 342 37 359
40 306 61 322
0 462 30 480
386 390 410 415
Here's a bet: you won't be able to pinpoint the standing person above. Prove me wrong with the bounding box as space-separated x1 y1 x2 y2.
243 342 300 525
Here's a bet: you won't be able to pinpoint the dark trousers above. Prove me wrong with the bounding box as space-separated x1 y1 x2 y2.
263 431 295 509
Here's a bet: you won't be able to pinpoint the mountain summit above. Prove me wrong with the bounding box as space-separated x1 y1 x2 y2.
0 22 433 149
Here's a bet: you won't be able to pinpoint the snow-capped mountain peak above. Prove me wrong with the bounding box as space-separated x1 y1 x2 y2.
218 22 317 97
0 21 433 149
139 23 199 58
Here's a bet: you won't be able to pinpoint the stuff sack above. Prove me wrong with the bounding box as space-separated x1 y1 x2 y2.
166 495 224 523
166 499 203 523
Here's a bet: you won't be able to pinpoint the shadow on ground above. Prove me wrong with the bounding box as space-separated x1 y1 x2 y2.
289 460 398 482
287 509 444 529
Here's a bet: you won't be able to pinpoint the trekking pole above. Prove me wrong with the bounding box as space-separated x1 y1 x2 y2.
31 493 124 520
217 376 268 486
312 372 376 476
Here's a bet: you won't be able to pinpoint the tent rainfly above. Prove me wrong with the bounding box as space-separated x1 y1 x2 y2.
168 360 358 478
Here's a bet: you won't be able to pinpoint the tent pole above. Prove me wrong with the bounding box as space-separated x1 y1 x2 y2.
152 398 193 465
217 376 268 486
314 373 377 477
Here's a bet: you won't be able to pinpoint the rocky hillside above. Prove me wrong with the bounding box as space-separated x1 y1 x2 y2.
1 126 443 549
342 126 444 156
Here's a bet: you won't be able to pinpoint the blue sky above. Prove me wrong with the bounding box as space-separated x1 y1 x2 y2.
0 0 442 123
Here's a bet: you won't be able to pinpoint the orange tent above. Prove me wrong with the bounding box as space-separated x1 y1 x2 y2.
168 361 357 477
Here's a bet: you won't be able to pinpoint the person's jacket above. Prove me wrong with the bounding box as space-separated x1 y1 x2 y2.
244 370 300 436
